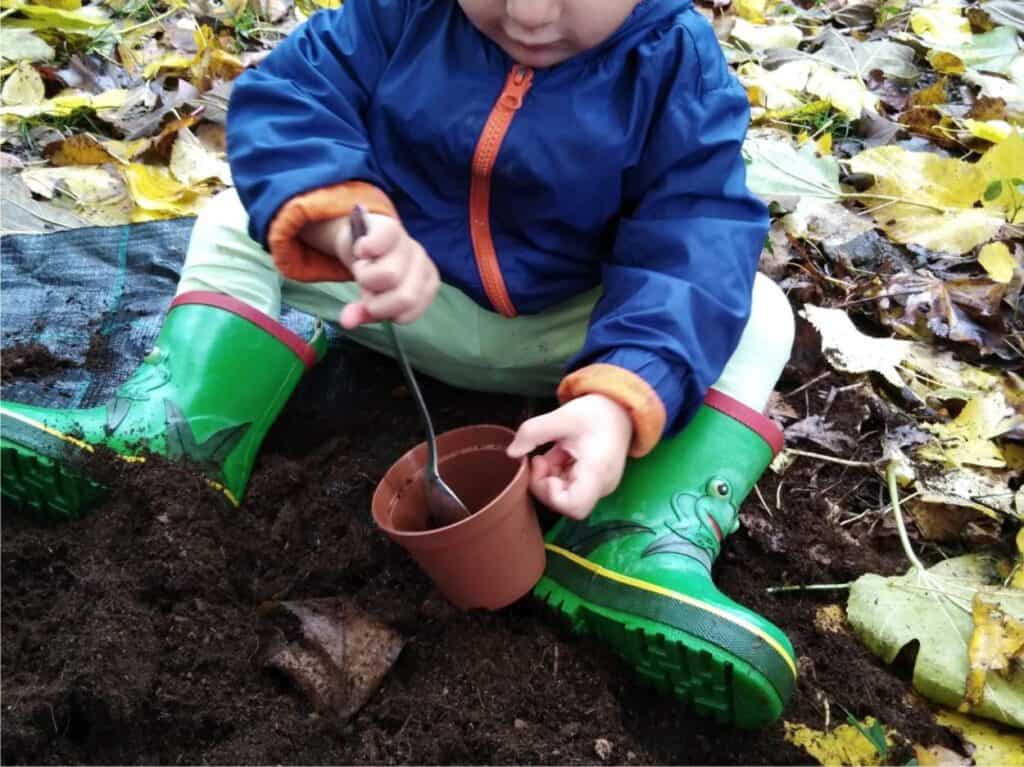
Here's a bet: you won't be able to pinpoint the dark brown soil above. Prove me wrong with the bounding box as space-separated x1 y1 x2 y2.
1 346 963 765
1 342 73 384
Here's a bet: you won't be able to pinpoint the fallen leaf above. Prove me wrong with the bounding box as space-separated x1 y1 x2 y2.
43 134 118 166
1 61 45 106
800 304 911 387
0 28 55 64
123 163 204 220
814 604 847 634
731 17 802 51
784 717 893 766
935 709 1024 766
744 133 841 206
963 595 1024 709
813 29 920 82
926 27 1023 77
258 597 405 720
20 165 125 203
0 1 111 33
919 392 1013 469
741 59 879 119
785 414 858 453
847 554 1024 728
910 3 972 46
963 118 1017 143
847 143 1008 253
735 0 767 23
169 127 232 186
978 242 1017 283
983 1 1024 35
781 198 874 248
913 744 971 766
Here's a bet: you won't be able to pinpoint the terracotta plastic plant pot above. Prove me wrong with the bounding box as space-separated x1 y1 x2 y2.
371 424 545 610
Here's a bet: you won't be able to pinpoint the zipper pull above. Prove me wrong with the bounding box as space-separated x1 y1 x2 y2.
499 65 534 110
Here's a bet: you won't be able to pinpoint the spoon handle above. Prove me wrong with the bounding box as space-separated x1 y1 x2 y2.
386 321 440 476
349 205 440 476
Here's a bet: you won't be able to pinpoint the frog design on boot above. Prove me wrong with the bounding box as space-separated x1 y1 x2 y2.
534 389 797 728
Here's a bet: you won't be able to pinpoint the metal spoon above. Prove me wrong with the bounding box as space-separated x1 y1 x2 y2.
349 206 471 527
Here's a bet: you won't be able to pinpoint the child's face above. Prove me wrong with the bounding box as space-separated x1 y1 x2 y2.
458 0 643 68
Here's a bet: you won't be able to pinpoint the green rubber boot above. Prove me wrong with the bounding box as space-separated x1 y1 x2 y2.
1 291 325 519
533 389 796 728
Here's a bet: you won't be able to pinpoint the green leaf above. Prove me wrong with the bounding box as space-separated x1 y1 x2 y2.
847 554 1024 729
743 135 842 206
984 180 1004 201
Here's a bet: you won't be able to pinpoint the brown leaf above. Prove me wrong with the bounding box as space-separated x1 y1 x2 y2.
258 597 405 720
909 79 949 108
968 96 1008 122
785 414 858 453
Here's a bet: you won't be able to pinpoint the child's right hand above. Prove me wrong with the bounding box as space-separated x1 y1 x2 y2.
340 214 441 329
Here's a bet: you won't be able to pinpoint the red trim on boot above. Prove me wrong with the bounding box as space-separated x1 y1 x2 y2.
704 389 784 456
170 291 317 370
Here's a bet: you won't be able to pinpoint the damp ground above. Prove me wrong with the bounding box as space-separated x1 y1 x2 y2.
1 342 959 765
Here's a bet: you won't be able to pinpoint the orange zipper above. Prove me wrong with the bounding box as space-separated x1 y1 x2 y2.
469 64 534 318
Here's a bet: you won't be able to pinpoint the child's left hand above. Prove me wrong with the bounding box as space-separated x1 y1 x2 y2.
506 394 633 520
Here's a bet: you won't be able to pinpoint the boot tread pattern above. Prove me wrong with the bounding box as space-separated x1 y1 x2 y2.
1 442 102 519
535 574 783 728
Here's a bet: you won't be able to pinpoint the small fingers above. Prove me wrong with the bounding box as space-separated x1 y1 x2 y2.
352 216 401 260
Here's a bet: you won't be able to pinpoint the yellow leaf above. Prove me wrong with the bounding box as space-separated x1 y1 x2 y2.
0 61 44 106
815 132 832 155
847 145 1008 253
977 133 1024 224
910 3 971 46
123 164 203 220
735 0 767 23
929 50 966 74
919 391 1013 469
0 1 110 32
169 128 231 187
963 596 1024 710
142 52 194 80
935 709 1024 767
731 18 802 51
977 242 1016 283
910 79 949 107
964 119 1015 143
784 718 892 766
32 0 83 8
814 605 846 634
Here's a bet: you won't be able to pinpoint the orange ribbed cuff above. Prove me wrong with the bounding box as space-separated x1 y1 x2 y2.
557 363 667 458
267 181 398 283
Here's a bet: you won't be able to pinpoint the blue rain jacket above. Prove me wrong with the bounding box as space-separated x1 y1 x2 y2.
227 0 769 436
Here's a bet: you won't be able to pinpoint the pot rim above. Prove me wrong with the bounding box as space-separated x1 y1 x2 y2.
372 424 529 545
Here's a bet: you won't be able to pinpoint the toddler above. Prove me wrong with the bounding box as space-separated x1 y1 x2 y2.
0 0 796 727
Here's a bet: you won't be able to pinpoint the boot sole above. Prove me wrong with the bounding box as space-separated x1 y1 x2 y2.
534 544 796 729
1 439 107 519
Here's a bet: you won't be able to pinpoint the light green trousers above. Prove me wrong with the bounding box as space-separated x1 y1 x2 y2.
179 189 793 410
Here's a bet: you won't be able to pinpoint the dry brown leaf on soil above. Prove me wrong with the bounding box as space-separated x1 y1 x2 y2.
258 597 405 720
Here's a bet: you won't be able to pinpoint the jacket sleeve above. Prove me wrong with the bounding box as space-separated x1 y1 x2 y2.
558 18 769 457
226 0 405 282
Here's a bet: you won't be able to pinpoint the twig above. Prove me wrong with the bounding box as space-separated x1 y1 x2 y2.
785 370 830 398
766 582 852 594
753 483 774 517
787 448 879 468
